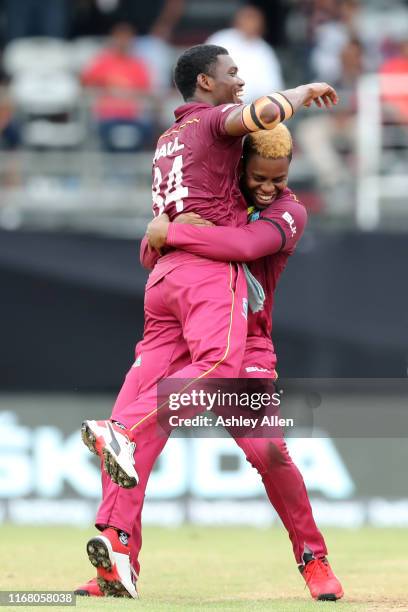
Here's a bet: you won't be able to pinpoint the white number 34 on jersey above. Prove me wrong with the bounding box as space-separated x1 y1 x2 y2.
152 155 188 216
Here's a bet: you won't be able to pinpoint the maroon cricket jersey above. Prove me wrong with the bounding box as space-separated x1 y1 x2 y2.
165 188 307 346
152 101 246 226
246 190 306 342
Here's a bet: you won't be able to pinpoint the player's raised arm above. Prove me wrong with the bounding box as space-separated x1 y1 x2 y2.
224 83 338 137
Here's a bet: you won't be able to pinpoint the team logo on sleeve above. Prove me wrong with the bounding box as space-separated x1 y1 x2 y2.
132 355 142 368
282 211 296 237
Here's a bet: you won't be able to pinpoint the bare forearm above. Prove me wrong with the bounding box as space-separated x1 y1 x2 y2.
280 86 312 112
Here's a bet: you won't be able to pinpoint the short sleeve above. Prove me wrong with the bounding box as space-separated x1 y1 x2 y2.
202 103 243 138
260 194 307 253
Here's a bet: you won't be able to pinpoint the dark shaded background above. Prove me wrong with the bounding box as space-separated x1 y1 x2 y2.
1 228 406 391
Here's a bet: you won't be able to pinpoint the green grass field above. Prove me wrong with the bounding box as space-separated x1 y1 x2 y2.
1 525 408 611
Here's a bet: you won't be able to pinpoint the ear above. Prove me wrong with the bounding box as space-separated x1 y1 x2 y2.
197 72 213 93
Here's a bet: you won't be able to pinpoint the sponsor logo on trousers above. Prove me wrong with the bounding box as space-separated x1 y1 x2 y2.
245 366 271 373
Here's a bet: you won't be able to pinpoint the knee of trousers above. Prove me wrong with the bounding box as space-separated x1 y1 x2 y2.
245 439 292 475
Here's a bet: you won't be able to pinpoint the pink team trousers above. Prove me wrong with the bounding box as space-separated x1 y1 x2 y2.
109 259 249 436
96 341 327 574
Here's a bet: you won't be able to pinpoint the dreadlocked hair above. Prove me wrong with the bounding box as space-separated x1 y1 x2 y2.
243 124 293 162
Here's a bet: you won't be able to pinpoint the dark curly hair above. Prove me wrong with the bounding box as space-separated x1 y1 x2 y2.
174 44 229 101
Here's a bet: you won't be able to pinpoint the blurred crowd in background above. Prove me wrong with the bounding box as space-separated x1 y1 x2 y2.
0 0 408 225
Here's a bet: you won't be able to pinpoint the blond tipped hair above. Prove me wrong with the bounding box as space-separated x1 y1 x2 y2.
243 124 292 160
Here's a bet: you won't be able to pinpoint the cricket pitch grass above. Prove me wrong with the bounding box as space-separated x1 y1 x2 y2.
1 525 408 611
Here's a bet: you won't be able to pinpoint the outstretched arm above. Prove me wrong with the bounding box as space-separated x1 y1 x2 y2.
224 83 338 137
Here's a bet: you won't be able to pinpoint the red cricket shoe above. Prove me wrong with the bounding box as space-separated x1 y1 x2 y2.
81 419 138 488
86 527 138 599
300 557 344 601
74 578 104 597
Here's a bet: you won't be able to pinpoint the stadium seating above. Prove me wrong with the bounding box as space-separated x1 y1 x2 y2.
4 38 85 149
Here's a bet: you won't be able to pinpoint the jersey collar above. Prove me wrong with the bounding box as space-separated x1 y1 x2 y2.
174 102 212 122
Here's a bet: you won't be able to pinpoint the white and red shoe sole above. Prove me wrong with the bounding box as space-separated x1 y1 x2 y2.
86 535 138 599
81 420 138 488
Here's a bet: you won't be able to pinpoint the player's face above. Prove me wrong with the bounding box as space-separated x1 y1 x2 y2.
211 55 245 104
242 154 290 209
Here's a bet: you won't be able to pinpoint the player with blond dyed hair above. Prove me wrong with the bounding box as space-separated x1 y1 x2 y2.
144 123 344 600
77 125 344 602
245 122 293 158
82 44 337 490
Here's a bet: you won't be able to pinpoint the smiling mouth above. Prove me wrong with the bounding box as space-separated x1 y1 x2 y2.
255 193 275 203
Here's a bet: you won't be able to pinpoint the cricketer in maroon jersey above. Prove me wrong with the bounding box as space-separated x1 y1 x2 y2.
83 45 339 441
149 45 337 284
77 125 343 602
142 126 343 600
79 44 339 598
146 125 307 367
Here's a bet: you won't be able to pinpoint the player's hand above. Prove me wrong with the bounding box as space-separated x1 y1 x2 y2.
300 83 339 109
146 213 170 250
174 212 214 226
